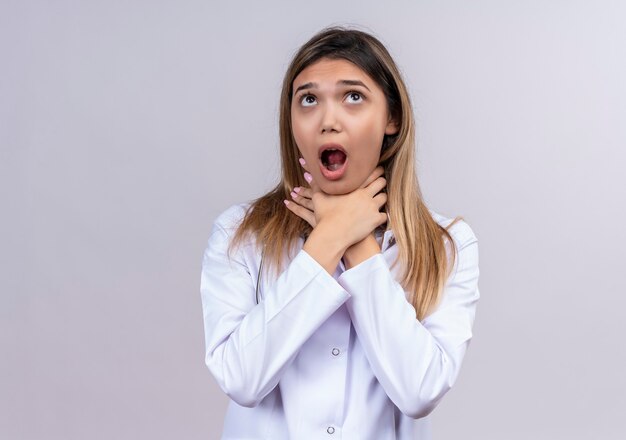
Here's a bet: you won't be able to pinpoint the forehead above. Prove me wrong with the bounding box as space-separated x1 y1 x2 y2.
293 58 373 87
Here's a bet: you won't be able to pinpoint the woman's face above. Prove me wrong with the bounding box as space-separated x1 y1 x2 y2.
291 58 398 194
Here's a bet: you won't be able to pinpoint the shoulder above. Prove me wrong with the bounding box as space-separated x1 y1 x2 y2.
204 201 259 262
212 201 254 234
428 208 478 249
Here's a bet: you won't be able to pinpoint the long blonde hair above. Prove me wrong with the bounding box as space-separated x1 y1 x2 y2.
228 26 463 320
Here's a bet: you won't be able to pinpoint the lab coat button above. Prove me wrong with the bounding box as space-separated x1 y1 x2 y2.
327 426 335 434
331 348 340 356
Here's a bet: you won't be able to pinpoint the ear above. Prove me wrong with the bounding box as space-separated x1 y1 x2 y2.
384 116 400 135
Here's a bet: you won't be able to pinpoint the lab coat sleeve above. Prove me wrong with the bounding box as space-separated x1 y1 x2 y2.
337 222 480 419
200 216 351 408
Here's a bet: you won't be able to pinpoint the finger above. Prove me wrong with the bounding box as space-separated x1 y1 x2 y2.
303 171 321 193
284 199 316 227
373 192 388 209
294 186 313 200
290 189 314 210
365 176 387 197
376 211 389 228
359 166 385 189
298 157 309 172
299 158 318 192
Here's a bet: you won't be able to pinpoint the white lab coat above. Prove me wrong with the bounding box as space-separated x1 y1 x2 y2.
200 202 480 439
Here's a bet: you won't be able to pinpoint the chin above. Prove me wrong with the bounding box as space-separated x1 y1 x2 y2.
320 180 356 195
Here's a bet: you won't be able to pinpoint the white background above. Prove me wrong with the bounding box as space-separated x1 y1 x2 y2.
1 1 625 438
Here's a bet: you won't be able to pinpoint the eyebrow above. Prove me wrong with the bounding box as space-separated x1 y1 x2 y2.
293 79 371 96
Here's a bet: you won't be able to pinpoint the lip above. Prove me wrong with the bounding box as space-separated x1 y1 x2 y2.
318 143 348 181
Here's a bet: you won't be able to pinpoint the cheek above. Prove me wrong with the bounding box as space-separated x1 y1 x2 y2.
352 122 385 161
290 122 306 152
291 115 311 144
291 134 316 171
291 120 320 164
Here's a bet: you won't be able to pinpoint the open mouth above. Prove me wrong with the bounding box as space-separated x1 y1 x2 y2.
320 148 347 171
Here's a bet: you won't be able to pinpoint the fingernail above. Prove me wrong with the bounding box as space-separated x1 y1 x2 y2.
283 200 290 206
290 191 298 198
293 186 301 193
299 158 306 166
304 172 312 183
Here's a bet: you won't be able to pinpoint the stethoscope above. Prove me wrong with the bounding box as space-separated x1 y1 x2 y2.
255 245 265 305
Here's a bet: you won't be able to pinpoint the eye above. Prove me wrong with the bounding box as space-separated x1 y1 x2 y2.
300 94 317 107
346 91 364 104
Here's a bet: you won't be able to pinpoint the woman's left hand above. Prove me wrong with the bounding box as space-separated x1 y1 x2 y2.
286 158 387 230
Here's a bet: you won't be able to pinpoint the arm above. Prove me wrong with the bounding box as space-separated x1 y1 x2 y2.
200 219 351 408
337 224 480 418
342 233 382 269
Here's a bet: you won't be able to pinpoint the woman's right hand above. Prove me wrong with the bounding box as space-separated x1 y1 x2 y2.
304 165 388 251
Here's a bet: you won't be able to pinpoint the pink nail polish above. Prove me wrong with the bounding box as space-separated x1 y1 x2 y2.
290 191 298 198
304 172 312 183
299 158 306 166
283 200 290 206
293 186 301 193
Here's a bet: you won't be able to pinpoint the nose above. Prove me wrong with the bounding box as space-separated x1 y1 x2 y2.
320 102 341 134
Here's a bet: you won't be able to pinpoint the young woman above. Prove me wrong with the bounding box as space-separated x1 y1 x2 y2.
200 26 480 439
